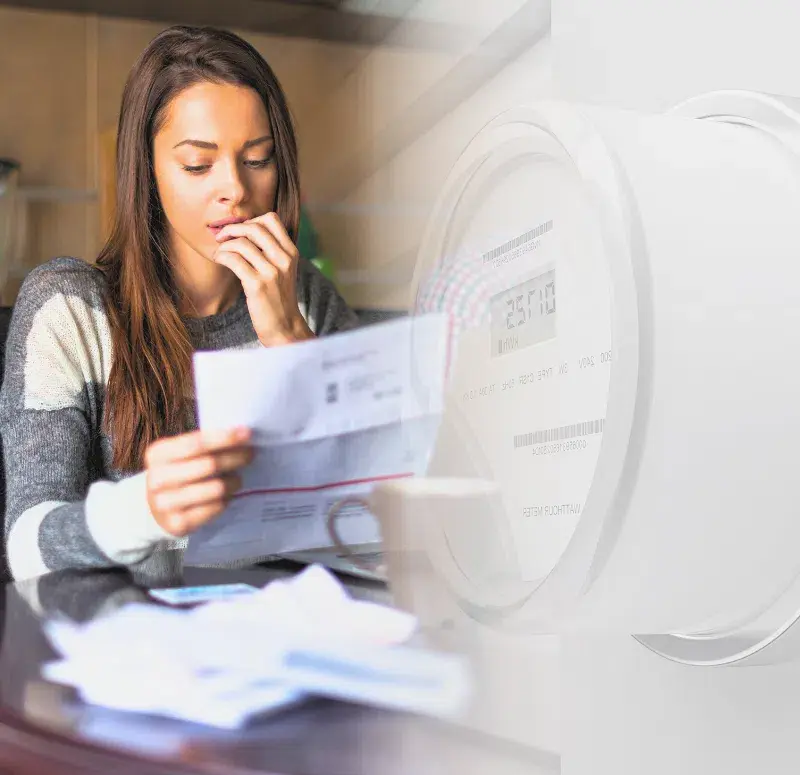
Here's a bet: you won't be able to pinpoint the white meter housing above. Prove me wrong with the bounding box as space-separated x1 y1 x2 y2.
411 92 800 654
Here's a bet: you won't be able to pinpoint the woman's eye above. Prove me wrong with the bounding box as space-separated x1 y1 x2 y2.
182 164 210 174
244 158 273 169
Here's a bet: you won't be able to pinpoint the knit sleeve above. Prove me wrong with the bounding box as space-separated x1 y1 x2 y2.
296 257 360 335
0 258 173 580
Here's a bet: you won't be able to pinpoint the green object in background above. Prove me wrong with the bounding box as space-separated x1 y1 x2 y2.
296 204 319 260
311 255 336 281
298 204 336 281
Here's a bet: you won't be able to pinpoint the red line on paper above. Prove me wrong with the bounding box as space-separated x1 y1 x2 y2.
232 472 415 499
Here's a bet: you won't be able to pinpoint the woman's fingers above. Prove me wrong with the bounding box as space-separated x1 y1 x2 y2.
215 219 295 273
173 500 229 534
150 473 242 516
211 212 309 348
251 211 297 256
147 446 254 492
212 247 262 289
145 426 251 466
214 236 279 279
145 428 255 535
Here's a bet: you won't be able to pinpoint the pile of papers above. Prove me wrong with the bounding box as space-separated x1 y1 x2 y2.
41 566 471 729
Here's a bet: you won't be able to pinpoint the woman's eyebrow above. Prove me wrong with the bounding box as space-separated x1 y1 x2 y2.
173 139 217 150
243 134 273 148
172 135 273 150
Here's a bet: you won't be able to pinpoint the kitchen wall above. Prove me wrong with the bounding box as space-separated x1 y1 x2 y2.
305 0 553 310
0 2 554 309
0 5 371 304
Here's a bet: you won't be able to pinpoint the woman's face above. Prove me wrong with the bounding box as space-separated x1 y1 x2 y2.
152 81 278 264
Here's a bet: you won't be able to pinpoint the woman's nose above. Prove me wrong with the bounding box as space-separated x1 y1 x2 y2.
217 162 247 204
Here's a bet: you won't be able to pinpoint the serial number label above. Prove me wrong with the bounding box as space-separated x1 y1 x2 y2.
462 383 496 401
523 503 582 518
532 439 588 455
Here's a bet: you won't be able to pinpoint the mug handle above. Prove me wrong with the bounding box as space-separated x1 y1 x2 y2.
326 496 378 571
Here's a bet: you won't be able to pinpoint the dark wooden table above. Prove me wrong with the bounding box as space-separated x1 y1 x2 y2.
0 561 552 775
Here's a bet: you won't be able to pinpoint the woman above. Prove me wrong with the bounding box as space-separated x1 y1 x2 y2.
0 25 359 582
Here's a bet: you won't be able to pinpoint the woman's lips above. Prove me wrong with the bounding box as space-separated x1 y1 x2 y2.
208 216 247 237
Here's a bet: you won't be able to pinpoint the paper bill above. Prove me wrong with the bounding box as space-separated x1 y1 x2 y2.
281 645 471 719
185 314 448 566
148 583 258 606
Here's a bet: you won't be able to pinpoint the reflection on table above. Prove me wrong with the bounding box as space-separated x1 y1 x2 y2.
0 561 555 775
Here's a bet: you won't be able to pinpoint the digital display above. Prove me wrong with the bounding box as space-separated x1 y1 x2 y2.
490 268 556 356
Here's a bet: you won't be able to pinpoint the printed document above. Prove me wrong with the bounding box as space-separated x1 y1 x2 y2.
184 314 447 566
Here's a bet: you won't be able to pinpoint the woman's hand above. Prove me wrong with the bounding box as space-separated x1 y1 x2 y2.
144 426 255 536
212 212 315 347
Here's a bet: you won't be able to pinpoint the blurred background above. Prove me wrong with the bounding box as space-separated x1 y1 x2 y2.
0 0 551 314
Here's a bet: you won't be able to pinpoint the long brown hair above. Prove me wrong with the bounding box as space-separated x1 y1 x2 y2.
96 25 300 472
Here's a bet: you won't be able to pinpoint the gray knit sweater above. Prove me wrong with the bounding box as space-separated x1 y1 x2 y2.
0 256 359 583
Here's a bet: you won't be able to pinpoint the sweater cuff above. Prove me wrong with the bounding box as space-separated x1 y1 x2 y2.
85 472 177 565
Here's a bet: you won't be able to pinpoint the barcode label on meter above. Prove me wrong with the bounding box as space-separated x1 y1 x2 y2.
481 220 553 267
514 419 605 448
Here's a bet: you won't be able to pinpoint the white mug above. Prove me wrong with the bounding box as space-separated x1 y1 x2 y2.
326 477 509 612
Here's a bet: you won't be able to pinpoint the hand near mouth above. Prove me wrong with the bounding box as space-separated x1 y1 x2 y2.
211 212 315 347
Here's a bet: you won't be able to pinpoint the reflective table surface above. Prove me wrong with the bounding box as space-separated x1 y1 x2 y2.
0 561 552 775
